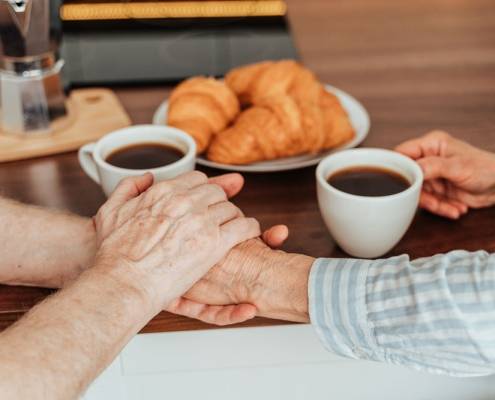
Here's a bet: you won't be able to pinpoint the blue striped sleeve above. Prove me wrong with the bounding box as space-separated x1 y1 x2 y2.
308 251 495 376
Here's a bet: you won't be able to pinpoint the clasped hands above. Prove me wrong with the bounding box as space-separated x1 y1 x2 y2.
93 169 299 326
93 130 495 326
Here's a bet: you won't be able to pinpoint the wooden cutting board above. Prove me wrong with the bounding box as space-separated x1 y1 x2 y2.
0 88 131 163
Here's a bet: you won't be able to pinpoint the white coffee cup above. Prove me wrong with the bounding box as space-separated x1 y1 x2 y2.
78 125 196 197
316 148 423 258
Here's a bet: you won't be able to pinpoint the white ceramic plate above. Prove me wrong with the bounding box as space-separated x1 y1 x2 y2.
152 84 370 172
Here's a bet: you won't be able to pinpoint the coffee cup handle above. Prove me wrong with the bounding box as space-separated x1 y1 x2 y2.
78 143 100 184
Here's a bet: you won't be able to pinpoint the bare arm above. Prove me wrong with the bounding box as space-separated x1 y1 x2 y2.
0 263 151 399
0 173 247 289
0 172 260 399
0 197 96 288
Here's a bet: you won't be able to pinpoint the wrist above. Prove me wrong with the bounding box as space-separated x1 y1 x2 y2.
58 219 98 287
92 253 161 318
250 250 314 323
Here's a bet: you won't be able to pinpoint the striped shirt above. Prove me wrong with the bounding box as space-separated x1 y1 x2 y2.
308 250 495 376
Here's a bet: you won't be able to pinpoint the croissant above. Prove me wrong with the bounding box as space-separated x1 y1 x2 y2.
207 90 356 165
208 95 312 164
167 77 240 153
224 61 274 106
248 60 301 104
169 61 355 164
225 60 338 154
207 106 284 165
288 67 326 153
319 89 355 149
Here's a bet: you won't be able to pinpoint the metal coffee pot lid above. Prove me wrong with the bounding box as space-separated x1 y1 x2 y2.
0 0 70 136
0 0 53 62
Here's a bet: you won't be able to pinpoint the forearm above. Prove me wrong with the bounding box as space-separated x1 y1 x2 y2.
0 261 155 399
0 198 96 288
309 251 495 376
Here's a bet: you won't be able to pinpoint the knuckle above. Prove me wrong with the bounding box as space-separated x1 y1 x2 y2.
179 170 207 184
429 130 450 141
117 177 135 191
209 183 227 199
250 217 261 230
191 170 208 182
185 211 208 227
163 194 193 217
226 202 239 212
184 212 207 231
175 193 194 208
95 205 107 219
229 203 242 217
242 217 261 234
149 181 173 197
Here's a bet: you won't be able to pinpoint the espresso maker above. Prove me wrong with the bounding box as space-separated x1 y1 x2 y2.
0 0 70 136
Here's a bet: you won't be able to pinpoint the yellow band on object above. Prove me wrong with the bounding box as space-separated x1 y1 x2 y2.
60 1 287 21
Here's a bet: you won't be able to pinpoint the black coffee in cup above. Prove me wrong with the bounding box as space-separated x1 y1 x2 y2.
106 143 184 170
327 166 410 197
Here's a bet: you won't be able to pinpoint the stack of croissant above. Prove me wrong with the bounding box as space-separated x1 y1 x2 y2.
167 60 355 165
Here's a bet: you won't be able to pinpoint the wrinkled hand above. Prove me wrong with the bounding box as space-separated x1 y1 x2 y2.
165 172 289 325
93 171 260 313
167 231 288 325
395 130 495 219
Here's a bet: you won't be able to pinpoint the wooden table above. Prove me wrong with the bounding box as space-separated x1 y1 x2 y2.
1 0 494 333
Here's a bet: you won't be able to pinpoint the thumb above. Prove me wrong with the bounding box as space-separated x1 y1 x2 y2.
208 173 244 198
262 225 289 248
107 173 154 207
417 157 460 182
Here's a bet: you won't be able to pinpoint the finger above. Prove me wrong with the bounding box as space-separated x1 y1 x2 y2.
395 138 427 159
262 225 289 248
189 183 228 207
144 171 208 205
167 298 257 326
394 130 451 159
442 185 470 214
209 173 245 199
423 181 433 193
220 217 261 249
417 157 463 183
429 178 447 196
196 304 257 326
169 170 209 190
449 199 469 214
106 173 154 209
419 191 461 219
419 186 468 215
209 201 242 225
423 181 468 217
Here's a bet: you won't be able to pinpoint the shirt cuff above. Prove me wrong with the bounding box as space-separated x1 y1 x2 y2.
308 257 379 360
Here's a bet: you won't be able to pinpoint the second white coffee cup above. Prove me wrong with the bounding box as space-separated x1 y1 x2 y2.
78 125 196 196
316 148 423 258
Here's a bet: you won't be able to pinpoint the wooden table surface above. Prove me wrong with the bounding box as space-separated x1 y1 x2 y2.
0 0 494 333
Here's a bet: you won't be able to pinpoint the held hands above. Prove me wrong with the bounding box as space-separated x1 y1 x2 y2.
396 131 495 219
93 171 260 315
164 173 293 326
166 175 311 326
167 235 288 326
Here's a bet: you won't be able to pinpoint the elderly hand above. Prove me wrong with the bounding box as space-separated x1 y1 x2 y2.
93 171 260 314
395 130 495 219
167 174 309 325
169 229 314 325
